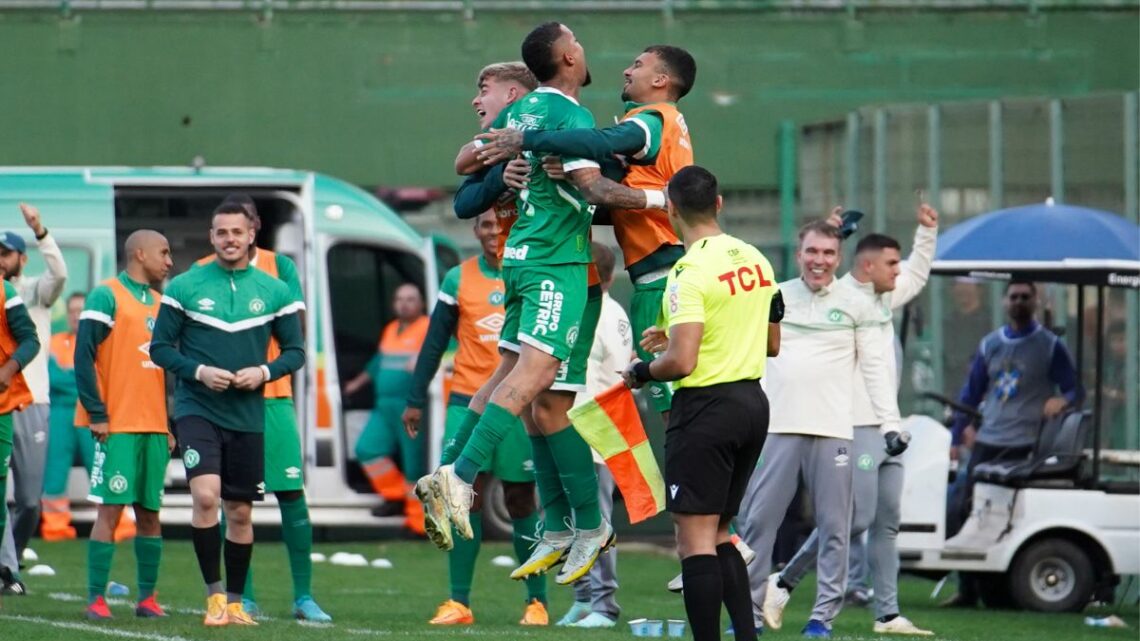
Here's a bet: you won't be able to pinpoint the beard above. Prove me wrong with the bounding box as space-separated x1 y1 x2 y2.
583 68 592 87
620 88 631 102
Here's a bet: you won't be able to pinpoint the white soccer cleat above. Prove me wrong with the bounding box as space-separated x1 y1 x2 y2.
667 535 754 593
762 572 791 630
431 465 474 540
556 520 616 585
873 615 934 636
416 474 453 551
511 529 573 580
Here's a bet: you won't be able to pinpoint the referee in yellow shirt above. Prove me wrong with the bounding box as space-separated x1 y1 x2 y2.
623 166 782 641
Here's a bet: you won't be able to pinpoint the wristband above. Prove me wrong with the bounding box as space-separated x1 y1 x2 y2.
643 189 666 209
259 365 272 383
633 360 655 383
35 227 49 241
194 365 204 382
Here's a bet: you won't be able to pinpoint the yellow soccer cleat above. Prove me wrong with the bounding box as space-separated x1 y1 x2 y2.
556 521 616 586
428 599 474 625
203 594 229 627
519 598 549 626
510 530 573 580
225 602 259 625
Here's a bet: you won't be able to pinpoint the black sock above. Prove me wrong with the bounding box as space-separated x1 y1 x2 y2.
878 613 899 623
682 555 723 641
777 576 794 592
191 525 223 593
717 542 755 640
224 539 253 603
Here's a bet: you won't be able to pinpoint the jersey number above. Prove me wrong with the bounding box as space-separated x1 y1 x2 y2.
718 264 772 295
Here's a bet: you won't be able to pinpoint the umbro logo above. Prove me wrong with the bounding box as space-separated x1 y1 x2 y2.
197 298 216 311
285 466 301 479
669 484 679 499
475 312 505 334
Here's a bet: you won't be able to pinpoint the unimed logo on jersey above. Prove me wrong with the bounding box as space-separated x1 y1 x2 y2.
533 280 563 336
718 264 772 295
503 245 530 261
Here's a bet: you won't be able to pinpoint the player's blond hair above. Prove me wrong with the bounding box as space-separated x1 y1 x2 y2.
478 62 538 92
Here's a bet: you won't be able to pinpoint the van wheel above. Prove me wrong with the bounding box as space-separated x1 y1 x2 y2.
1009 539 1094 612
480 477 512 541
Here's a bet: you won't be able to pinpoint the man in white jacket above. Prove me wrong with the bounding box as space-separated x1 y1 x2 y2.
761 205 939 637
559 242 633 629
0 203 67 594
736 218 902 639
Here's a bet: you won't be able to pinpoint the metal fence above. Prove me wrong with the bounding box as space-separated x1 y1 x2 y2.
795 91 1140 455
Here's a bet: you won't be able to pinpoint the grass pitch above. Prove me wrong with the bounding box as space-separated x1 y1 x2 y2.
0 538 1136 640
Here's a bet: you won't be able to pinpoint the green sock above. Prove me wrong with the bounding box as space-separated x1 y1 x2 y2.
134 536 162 600
547 427 601 530
454 403 518 484
88 540 115 601
529 435 573 534
512 512 547 603
279 496 314 601
441 408 481 465
448 512 482 605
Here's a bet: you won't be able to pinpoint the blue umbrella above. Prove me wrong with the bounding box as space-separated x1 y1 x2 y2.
932 200 1140 287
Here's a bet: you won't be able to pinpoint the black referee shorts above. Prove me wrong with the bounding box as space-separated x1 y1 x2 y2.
176 416 265 502
665 379 769 517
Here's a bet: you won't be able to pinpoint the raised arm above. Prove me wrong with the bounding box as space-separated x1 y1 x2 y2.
891 205 939 309
19 203 68 307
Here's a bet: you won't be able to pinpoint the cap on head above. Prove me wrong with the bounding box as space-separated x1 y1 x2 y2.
0 232 26 254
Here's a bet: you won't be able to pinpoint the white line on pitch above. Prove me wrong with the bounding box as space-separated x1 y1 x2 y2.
0 614 196 641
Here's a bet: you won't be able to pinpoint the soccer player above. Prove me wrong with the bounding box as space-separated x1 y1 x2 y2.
77 230 173 620
40 293 92 541
427 21 665 587
0 264 40 596
151 202 305 626
403 210 548 626
622 166 780 641
0 203 66 594
196 194 331 623
344 283 429 533
763 205 939 637
478 44 697 419
736 220 902 639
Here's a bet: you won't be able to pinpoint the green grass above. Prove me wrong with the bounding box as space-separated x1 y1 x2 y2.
0 539 1136 640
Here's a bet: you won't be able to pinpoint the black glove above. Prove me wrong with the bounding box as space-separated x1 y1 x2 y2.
884 430 911 457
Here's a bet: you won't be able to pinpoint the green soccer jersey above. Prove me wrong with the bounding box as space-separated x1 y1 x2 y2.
150 261 305 433
496 87 599 266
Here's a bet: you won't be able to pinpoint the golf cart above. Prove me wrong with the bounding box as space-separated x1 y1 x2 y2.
894 202 1140 612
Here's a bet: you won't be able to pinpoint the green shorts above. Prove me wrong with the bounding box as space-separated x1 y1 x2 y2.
89 432 170 512
445 399 533 483
553 284 601 394
632 278 673 413
264 398 304 492
500 264 588 363
0 413 12 477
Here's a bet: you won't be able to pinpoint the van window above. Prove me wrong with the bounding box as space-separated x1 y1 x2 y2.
327 242 425 408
